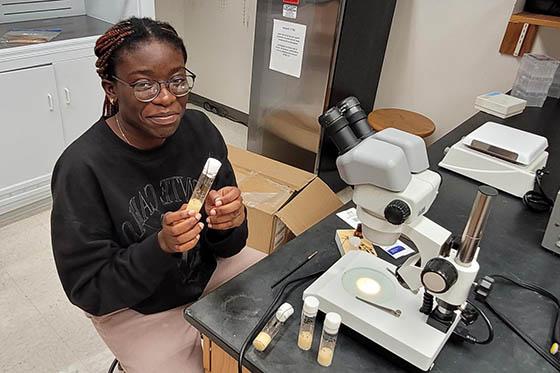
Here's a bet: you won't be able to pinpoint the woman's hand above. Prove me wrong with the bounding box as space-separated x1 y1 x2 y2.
157 209 204 253
204 186 245 230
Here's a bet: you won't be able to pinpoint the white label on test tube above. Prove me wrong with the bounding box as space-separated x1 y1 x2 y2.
186 158 222 213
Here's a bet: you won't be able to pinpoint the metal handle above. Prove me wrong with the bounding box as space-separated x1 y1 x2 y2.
356 296 402 317
47 94 54 111
456 186 498 266
64 88 71 105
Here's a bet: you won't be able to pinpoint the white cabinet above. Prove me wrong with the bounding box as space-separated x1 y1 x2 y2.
0 64 65 213
0 2 154 219
0 0 85 24
0 56 104 215
54 56 104 144
0 64 65 189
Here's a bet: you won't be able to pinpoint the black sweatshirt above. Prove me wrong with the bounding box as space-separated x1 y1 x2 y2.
51 110 247 316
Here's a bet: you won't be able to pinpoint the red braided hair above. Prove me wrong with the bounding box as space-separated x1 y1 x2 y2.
93 18 187 117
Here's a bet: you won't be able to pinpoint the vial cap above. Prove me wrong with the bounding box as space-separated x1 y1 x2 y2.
203 158 222 178
276 302 294 322
348 236 361 250
324 312 342 334
303 296 319 316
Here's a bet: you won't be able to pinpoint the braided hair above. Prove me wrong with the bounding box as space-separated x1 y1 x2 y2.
94 17 187 117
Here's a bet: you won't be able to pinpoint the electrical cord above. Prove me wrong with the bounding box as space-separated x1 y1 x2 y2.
452 300 494 345
107 358 118 373
237 270 324 373
469 300 494 344
203 102 247 126
478 274 560 371
484 300 560 371
523 168 554 212
491 274 560 352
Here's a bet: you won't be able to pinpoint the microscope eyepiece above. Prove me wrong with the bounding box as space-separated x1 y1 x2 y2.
336 96 374 140
318 106 344 127
336 96 361 113
318 107 360 155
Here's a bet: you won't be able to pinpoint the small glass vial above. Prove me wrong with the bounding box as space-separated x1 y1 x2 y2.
317 312 341 367
253 303 294 352
348 236 361 251
298 296 319 350
186 157 222 213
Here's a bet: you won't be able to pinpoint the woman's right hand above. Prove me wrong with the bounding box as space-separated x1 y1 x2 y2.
158 208 204 253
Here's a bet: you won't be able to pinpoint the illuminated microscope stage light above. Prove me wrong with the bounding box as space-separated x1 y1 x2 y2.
356 277 381 296
342 267 396 303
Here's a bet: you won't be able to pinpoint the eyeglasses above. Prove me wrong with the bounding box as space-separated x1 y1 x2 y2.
112 68 196 102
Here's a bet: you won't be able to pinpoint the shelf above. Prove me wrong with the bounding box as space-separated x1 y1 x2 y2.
510 11 560 28
500 11 560 56
0 15 112 51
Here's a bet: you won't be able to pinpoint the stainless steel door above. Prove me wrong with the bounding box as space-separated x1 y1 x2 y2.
248 0 343 172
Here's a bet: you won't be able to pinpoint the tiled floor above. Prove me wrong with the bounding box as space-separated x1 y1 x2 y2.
0 209 113 373
1 105 348 372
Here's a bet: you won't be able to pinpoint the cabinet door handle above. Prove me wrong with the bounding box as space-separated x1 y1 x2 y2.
64 88 71 105
47 94 54 111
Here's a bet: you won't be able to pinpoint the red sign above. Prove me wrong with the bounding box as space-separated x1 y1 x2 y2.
283 0 300 4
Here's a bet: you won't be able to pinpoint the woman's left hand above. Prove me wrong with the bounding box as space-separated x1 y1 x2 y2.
204 186 245 230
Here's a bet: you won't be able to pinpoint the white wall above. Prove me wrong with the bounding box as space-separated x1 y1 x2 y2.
156 0 256 114
533 28 560 58
154 0 559 138
374 0 525 142
154 0 186 41
86 0 154 24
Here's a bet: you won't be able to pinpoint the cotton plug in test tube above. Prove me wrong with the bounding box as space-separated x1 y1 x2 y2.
253 303 294 352
317 312 341 367
185 158 222 213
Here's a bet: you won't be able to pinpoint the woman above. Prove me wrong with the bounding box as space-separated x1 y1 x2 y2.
51 17 265 372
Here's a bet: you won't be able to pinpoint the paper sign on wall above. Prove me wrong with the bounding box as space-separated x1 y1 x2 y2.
269 19 306 78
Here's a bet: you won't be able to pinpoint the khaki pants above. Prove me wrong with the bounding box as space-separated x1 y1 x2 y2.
89 247 266 373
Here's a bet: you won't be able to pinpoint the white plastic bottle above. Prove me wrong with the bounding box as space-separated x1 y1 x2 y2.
253 303 294 352
317 312 341 367
298 296 319 350
186 157 222 213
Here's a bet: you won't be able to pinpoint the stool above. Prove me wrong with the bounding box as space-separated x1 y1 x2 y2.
108 358 124 373
367 108 436 138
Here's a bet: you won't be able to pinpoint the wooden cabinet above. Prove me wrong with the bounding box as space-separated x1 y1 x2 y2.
54 56 104 145
203 335 251 373
500 12 560 56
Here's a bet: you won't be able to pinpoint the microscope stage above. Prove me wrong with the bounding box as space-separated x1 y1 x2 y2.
303 250 459 371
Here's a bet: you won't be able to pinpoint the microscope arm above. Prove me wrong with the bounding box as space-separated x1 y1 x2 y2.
400 186 496 308
396 217 452 292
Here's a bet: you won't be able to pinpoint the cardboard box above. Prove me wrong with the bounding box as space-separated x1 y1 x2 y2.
227 145 343 254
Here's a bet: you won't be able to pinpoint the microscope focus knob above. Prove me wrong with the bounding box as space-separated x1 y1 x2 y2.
384 200 411 225
421 258 458 294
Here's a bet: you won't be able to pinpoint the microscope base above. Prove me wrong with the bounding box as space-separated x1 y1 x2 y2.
303 250 460 371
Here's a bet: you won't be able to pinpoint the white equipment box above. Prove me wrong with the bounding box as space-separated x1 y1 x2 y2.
439 122 548 198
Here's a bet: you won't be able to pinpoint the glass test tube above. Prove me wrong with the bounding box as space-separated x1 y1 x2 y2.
186 157 222 213
298 296 319 350
317 312 341 367
253 303 294 352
